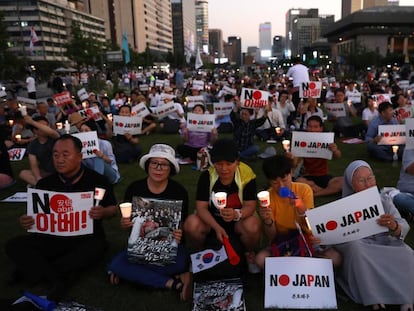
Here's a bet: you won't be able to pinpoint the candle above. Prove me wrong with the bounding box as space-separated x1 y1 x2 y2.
282 139 290 152
19 105 27 116
392 145 399 154
275 127 281 135
64 120 70 134
56 122 63 130
8 119 14 127
15 134 21 142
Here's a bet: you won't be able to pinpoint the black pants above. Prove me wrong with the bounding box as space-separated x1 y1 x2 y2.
5 234 107 284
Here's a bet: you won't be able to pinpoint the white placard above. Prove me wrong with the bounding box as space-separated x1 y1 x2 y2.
306 187 388 245
222 85 237 95
372 94 392 105
71 131 100 159
192 80 205 90
27 189 94 236
213 102 233 117
324 103 346 118
240 87 269 108
113 115 142 135
378 124 406 145
77 88 89 101
151 102 176 119
405 118 414 150
160 93 176 101
53 91 72 107
16 97 37 110
2 192 27 203
190 246 228 273
155 79 165 88
291 131 334 160
299 81 322 98
139 84 149 92
78 106 102 121
131 102 151 118
186 113 215 132
347 92 361 103
265 257 337 309
398 80 409 90
186 95 205 103
8 148 26 161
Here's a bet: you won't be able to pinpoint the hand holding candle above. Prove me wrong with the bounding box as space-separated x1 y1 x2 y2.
282 139 290 152
94 187 106 206
119 202 132 218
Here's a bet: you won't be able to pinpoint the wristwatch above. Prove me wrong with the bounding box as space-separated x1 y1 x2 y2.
234 209 242 221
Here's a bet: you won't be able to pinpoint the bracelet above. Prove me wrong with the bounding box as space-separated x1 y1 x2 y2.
263 219 274 227
234 209 242 221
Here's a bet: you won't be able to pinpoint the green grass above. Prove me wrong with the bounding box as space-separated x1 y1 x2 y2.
0 132 409 311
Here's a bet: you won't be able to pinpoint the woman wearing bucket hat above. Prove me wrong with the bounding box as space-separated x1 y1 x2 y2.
107 144 192 301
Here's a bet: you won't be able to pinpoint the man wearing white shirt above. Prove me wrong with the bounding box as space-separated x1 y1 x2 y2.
286 57 309 110
26 72 36 99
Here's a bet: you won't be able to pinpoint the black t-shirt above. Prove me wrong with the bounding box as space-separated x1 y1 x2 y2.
27 137 56 173
36 167 117 237
124 178 189 222
196 169 256 228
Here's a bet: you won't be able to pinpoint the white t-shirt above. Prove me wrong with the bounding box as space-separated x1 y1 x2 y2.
26 76 36 93
286 64 310 88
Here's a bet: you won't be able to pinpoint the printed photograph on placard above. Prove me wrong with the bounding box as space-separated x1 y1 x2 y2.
127 197 183 266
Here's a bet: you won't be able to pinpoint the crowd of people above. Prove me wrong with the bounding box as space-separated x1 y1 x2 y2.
1 62 414 310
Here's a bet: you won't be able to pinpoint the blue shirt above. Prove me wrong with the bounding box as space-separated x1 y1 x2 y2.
365 115 398 143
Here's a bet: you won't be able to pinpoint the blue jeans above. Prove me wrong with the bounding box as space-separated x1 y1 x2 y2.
393 192 414 215
107 244 188 288
239 144 259 159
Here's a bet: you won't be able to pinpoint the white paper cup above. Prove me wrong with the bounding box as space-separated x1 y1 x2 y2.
20 105 27 116
214 192 227 209
282 140 290 151
15 134 21 142
119 202 132 218
392 145 399 153
64 121 70 133
8 120 14 127
56 122 63 130
257 190 270 208
94 187 106 201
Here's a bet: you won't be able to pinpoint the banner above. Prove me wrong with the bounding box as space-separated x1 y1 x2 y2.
240 88 269 108
113 115 142 135
305 187 388 245
378 124 406 145
78 106 102 121
405 118 414 150
71 131 100 159
291 131 334 160
265 257 337 309
8 148 26 161
151 102 176 119
53 91 72 107
299 81 322 98
186 113 215 132
214 102 233 117
131 102 151 118
372 94 392 105
27 189 94 236
191 246 228 273
324 103 346 118
192 80 205 90
77 88 89 101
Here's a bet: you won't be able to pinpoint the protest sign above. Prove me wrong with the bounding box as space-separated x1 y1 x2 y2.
265 257 336 309
299 81 322 98
187 113 215 132
77 88 89 101
306 187 388 245
240 88 269 108
2 192 27 203
139 84 149 92
213 102 233 117
324 103 346 118
53 91 72 107
405 118 414 150
347 92 362 103
71 131 100 159
27 188 94 236
113 115 142 135
131 102 151 118
378 124 406 145
155 79 165 88
192 80 205 90
222 85 237 96
151 102 176 119
372 94 392 105
16 97 37 110
8 148 26 161
78 106 102 121
291 131 334 160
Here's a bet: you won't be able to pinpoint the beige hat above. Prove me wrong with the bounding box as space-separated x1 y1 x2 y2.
139 144 180 174
68 112 87 125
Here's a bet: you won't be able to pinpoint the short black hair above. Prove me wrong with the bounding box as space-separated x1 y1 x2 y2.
378 102 393 113
54 134 83 153
306 115 323 127
119 104 131 113
262 155 293 180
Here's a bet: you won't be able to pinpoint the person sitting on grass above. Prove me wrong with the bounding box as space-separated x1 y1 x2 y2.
291 115 343 197
107 144 192 301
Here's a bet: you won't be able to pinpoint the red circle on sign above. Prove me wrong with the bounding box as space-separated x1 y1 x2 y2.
192 120 197 124
279 274 290 286
50 194 72 213
326 220 338 231
300 141 307 147
309 82 316 89
384 132 389 137
119 122 124 127
253 90 262 100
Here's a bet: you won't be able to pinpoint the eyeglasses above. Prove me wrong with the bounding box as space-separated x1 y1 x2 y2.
355 175 376 186
149 160 171 170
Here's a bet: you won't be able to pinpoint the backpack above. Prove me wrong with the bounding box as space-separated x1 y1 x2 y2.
196 147 212 171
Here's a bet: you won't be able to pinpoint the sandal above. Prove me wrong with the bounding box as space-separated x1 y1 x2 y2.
108 272 120 285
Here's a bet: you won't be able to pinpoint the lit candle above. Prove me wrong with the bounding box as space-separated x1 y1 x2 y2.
282 139 290 152
275 127 281 135
15 134 21 142
392 145 399 154
56 122 63 130
64 120 70 134
19 105 27 116
8 119 14 127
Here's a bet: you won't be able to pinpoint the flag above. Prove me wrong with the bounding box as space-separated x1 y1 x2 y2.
122 32 130 64
190 246 228 273
195 48 203 70
29 27 38 54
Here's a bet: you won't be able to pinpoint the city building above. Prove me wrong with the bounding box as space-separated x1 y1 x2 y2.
2 0 105 62
208 29 223 58
225 36 242 66
324 6 414 60
272 35 284 61
195 0 209 54
341 0 398 18
259 22 272 62
172 0 196 64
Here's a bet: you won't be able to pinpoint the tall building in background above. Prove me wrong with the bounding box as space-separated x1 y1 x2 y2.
272 35 284 60
195 0 209 54
172 0 196 64
341 0 396 18
226 36 242 66
259 22 272 62
208 29 223 58
1 0 105 62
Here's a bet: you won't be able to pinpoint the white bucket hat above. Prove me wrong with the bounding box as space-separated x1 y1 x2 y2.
139 144 180 174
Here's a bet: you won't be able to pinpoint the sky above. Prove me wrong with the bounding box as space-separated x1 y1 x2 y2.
208 0 414 52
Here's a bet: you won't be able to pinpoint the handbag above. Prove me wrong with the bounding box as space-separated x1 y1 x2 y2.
270 230 314 257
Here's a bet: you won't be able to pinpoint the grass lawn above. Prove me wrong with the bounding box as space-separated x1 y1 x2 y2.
0 132 410 311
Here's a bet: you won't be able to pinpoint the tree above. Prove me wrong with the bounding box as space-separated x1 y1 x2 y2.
342 41 383 74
